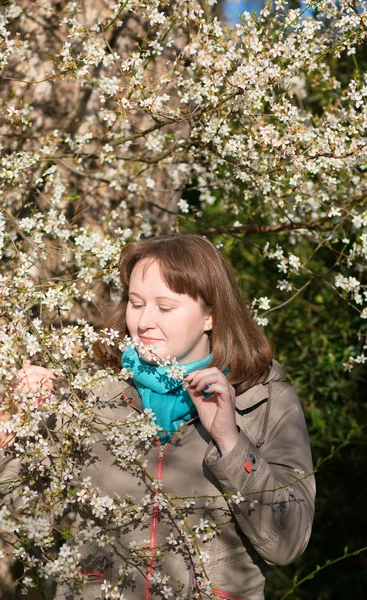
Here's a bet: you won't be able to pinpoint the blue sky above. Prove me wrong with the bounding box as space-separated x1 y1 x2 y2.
224 1 314 23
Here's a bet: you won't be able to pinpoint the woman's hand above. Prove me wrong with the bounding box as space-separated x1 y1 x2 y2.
15 361 57 399
184 368 239 457
0 361 57 449
0 411 16 450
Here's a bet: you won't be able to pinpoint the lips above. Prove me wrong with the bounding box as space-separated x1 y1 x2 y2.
139 337 162 344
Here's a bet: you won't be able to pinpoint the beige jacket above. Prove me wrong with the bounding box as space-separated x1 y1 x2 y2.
1 361 315 600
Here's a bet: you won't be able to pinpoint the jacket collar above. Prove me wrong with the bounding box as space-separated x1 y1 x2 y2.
235 359 286 411
124 384 143 412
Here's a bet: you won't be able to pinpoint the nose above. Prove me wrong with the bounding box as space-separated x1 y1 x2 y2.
137 305 156 332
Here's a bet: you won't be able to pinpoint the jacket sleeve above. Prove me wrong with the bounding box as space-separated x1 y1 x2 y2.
204 383 316 566
0 453 22 494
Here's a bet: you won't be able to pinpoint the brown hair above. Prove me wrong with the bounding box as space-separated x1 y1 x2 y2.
95 232 273 394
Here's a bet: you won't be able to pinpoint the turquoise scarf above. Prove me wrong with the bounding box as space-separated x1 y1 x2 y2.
122 346 212 444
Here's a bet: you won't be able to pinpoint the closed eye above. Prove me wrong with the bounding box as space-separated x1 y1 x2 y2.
158 306 173 313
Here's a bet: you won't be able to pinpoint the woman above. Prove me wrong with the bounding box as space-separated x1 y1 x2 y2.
1 233 315 600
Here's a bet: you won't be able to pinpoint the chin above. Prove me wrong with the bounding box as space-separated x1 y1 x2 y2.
139 346 167 364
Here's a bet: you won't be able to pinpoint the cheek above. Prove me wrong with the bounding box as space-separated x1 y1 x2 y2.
172 311 203 337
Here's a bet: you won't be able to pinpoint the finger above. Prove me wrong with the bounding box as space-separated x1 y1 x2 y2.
21 366 57 379
0 416 16 449
0 433 16 449
189 385 230 403
16 374 56 392
17 372 55 385
198 382 233 398
187 372 228 393
17 369 57 384
185 368 223 386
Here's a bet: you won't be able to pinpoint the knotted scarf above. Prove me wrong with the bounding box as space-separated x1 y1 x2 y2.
122 346 212 443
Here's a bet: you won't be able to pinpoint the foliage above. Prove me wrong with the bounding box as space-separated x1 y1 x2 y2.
0 0 366 598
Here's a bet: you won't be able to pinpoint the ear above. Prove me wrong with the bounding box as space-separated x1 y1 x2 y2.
203 313 212 332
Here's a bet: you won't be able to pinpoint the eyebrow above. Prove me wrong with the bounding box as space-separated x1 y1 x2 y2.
156 296 180 304
128 292 180 305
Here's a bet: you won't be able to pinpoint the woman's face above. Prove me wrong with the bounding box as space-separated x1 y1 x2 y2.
126 259 212 364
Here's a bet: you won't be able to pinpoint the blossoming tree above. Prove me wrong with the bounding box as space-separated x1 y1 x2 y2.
1 0 366 598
